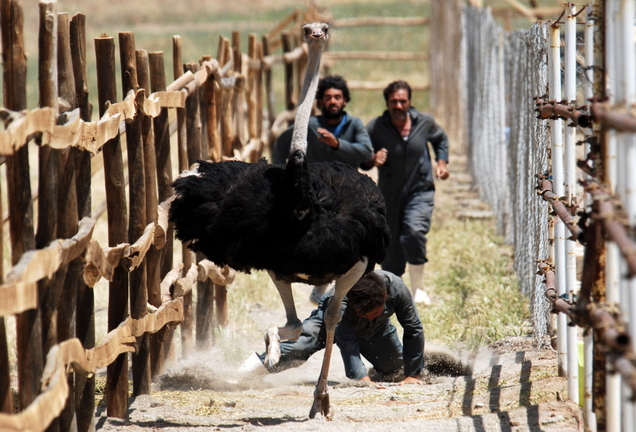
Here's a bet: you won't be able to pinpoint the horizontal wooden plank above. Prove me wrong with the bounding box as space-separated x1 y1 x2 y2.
197 260 235 285
174 263 199 298
0 217 96 316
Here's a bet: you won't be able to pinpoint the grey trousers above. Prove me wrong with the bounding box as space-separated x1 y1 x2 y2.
382 190 435 276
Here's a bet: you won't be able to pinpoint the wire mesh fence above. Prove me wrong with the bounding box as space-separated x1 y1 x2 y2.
462 6 551 341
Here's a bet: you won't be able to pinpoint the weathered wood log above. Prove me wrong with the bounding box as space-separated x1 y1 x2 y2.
56 13 80 429
218 36 235 158
136 55 163 383
246 34 259 162
174 264 198 298
121 222 155 272
71 15 95 418
37 6 59 427
261 35 275 130
95 34 129 420
148 52 175 311
160 264 184 304
1 0 38 412
281 32 295 126
0 318 11 414
197 260 235 285
173 35 194 359
195 252 215 350
37 0 59 288
232 32 247 148
184 62 203 164
256 40 264 157
204 61 221 162
82 240 126 287
119 31 151 397
135 89 186 116
149 52 173 201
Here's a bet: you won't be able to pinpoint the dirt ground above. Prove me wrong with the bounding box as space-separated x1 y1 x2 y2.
94 156 583 432
94 335 581 432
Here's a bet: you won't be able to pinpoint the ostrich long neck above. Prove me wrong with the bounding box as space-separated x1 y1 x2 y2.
289 43 324 155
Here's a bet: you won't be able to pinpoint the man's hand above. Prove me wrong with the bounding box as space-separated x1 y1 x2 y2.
399 376 425 386
436 159 449 180
371 148 388 167
359 375 386 389
316 127 339 149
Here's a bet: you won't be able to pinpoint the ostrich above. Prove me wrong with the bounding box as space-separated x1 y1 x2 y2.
169 22 390 419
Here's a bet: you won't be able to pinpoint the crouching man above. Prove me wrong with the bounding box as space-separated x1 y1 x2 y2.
240 270 425 388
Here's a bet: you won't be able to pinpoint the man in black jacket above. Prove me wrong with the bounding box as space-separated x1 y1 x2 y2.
364 81 450 305
272 74 373 168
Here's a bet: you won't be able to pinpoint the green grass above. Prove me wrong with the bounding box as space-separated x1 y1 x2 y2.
420 217 529 347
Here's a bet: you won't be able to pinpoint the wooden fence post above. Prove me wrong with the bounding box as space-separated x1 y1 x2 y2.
261 35 275 124
232 31 246 148
69 12 95 432
1 0 38 413
185 62 203 165
137 48 164 379
173 35 194 359
256 39 264 157
119 31 151 397
203 57 221 162
218 36 234 158
148 50 176 369
36 5 58 428
95 34 129 420
57 11 82 431
281 32 294 126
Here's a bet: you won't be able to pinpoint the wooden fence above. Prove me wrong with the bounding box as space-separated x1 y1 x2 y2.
0 1 327 430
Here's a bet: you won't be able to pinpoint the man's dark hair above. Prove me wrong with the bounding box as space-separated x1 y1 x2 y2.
316 74 351 103
383 80 412 102
347 272 387 314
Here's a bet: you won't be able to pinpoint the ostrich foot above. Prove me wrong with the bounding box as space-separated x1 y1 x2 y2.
263 327 281 368
309 384 332 420
277 319 303 341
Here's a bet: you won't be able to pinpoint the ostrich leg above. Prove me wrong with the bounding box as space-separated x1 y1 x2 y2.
309 258 368 420
266 271 303 340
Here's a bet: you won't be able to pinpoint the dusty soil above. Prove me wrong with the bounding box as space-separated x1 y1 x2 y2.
95 335 581 432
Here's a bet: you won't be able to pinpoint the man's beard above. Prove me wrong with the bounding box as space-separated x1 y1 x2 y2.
390 109 407 122
321 106 344 120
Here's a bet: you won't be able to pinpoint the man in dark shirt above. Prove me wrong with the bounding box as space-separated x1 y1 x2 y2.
239 270 426 388
272 74 373 168
364 80 450 305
